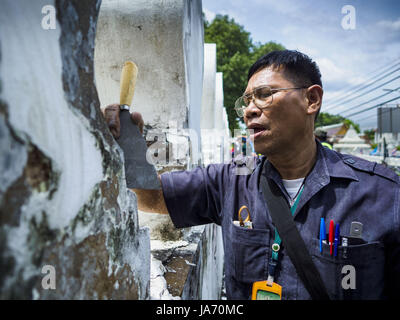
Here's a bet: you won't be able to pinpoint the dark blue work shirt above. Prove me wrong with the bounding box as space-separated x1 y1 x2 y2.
160 142 400 300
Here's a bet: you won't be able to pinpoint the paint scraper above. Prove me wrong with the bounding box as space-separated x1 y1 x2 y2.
116 61 160 190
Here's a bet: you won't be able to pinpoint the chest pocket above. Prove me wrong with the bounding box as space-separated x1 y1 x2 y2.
311 239 385 299
231 222 270 283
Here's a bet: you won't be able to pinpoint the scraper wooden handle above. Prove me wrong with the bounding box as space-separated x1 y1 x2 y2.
120 61 138 107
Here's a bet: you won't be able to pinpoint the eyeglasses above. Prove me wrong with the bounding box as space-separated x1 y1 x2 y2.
234 85 308 117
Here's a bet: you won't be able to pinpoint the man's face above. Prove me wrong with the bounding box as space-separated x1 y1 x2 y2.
244 67 309 156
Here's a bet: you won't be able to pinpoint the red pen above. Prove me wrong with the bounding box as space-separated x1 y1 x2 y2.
329 220 334 255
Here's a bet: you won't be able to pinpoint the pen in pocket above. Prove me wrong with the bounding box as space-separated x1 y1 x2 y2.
334 223 340 257
329 220 334 255
319 218 326 253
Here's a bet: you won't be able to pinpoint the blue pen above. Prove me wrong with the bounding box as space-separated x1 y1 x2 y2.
334 223 340 257
319 218 326 253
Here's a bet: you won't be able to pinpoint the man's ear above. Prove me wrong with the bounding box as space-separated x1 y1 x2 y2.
306 85 323 116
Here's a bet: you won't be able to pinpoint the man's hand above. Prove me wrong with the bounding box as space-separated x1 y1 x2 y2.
101 103 168 214
103 103 144 138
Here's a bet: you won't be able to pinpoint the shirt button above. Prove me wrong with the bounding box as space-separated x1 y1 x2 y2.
345 158 356 164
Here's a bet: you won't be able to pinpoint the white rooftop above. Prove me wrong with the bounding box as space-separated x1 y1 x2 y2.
334 126 370 149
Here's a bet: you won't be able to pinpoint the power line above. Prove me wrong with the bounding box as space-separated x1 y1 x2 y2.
323 69 400 112
326 62 398 103
344 95 400 118
340 86 400 117
327 63 400 108
352 105 399 123
357 107 393 122
324 59 400 106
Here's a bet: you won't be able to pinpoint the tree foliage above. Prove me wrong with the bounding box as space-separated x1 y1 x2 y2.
315 112 361 133
363 129 376 142
204 15 285 131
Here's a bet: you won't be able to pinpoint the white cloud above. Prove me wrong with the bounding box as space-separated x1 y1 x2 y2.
252 0 304 16
203 8 216 22
218 9 246 25
294 45 319 57
281 25 298 36
377 17 400 31
316 57 365 86
323 89 347 102
203 6 244 25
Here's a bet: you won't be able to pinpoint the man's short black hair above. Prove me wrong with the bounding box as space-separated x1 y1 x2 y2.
247 50 323 120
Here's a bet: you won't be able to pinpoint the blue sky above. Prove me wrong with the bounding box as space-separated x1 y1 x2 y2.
202 0 400 130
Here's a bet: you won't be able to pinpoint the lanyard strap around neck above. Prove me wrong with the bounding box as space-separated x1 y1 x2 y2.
270 185 304 265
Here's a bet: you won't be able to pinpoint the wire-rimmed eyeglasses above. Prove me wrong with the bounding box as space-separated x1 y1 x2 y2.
234 85 308 117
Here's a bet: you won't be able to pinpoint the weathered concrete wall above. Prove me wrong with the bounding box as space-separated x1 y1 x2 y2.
183 0 204 151
95 0 203 171
142 221 224 300
95 0 225 300
201 46 231 166
0 0 150 299
214 73 224 130
200 44 217 131
95 0 203 133
213 72 231 164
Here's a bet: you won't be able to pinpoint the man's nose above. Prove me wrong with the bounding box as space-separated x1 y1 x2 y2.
244 100 261 119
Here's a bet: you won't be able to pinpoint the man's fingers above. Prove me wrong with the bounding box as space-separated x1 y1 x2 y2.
104 103 120 138
103 104 144 137
131 112 144 134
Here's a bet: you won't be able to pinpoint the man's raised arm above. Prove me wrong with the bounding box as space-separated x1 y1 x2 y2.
132 181 168 214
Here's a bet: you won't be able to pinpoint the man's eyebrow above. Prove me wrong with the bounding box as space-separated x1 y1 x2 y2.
244 85 275 95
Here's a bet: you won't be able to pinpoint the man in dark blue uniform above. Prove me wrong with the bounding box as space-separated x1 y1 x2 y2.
104 50 400 299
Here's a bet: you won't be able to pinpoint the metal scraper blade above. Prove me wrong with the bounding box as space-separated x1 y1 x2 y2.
117 110 160 190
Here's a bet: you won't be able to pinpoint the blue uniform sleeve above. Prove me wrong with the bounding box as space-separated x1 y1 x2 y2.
160 163 231 228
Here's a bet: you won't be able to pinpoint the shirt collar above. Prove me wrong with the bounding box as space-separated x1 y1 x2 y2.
257 140 359 191
319 141 359 182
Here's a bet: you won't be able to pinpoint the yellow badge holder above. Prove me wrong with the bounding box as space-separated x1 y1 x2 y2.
252 281 282 300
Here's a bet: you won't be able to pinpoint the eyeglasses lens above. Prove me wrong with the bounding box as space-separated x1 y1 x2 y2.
253 87 273 106
235 87 273 117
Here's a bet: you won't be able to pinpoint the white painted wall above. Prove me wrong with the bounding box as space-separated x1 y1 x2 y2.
0 0 151 300
200 43 217 130
183 0 204 145
214 72 224 130
95 0 203 132
201 45 231 165
200 224 224 299
0 0 103 230
95 1 226 299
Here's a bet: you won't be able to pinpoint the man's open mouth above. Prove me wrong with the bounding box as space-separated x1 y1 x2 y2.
253 127 265 134
247 124 267 139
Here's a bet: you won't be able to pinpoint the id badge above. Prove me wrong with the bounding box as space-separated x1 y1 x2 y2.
251 281 282 300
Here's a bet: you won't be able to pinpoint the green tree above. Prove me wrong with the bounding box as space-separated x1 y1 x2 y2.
204 15 252 68
251 42 286 61
363 128 376 142
204 15 285 132
343 119 360 134
314 112 345 128
315 112 360 133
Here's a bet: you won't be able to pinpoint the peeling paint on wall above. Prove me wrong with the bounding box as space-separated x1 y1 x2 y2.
1 0 228 301
0 0 150 300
